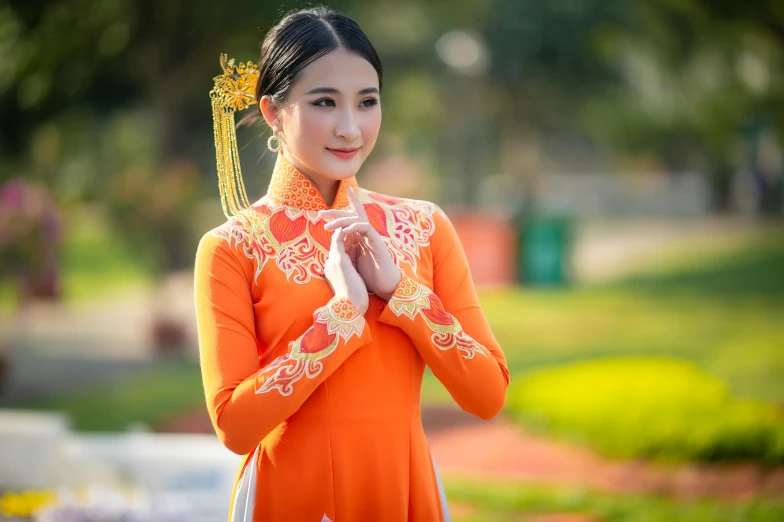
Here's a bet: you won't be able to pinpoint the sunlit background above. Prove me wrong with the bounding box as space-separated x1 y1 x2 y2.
1 0 783 520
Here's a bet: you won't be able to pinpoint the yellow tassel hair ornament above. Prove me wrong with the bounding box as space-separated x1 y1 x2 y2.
209 54 265 235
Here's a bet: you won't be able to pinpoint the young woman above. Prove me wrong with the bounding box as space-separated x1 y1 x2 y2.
194 6 510 522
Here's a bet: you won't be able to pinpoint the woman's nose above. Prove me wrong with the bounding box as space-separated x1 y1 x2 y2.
335 108 361 141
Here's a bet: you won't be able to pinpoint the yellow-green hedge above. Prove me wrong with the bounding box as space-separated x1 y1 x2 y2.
507 357 784 463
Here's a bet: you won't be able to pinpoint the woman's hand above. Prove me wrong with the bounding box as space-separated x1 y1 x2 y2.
324 224 369 314
319 187 402 301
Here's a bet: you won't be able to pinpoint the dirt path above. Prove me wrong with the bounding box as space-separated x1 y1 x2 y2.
159 405 784 500
428 416 784 500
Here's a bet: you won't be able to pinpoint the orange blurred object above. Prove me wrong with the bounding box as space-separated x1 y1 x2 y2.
450 210 516 288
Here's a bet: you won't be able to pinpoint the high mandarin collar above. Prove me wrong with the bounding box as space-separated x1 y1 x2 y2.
265 153 360 211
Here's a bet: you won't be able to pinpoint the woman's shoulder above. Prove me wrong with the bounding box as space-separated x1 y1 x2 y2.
195 211 261 265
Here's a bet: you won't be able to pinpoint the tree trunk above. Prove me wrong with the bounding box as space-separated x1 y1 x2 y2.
708 158 734 214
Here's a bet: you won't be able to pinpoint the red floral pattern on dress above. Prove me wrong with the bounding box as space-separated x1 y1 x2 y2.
255 296 365 396
386 273 489 360
210 154 443 285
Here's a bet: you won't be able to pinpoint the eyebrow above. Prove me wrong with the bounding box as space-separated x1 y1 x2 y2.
304 87 380 95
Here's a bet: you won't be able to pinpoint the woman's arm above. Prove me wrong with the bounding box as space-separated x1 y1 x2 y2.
194 231 373 455
376 207 510 420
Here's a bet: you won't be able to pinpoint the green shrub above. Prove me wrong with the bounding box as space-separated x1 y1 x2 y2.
507 357 784 463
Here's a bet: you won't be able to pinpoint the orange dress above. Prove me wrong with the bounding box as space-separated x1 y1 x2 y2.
194 152 510 522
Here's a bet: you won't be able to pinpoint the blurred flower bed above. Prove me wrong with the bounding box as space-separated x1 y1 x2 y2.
507 357 784 463
0 485 189 521
0 177 63 303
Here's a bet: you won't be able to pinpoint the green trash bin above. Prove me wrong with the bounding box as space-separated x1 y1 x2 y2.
515 213 572 286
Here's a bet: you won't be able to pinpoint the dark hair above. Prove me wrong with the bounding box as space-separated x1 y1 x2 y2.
237 6 383 130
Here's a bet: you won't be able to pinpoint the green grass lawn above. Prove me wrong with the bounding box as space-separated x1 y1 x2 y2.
423 228 784 406
58 215 153 303
444 477 784 522
0 207 152 314
10 360 204 432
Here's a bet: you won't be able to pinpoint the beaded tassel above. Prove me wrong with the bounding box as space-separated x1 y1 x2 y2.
209 54 265 238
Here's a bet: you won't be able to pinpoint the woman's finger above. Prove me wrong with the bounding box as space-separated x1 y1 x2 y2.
342 222 383 248
344 240 357 265
330 226 346 256
318 209 355 219
324 215 361 230
347 187 368 220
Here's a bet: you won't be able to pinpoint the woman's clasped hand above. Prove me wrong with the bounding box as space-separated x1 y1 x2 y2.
319 186 402 310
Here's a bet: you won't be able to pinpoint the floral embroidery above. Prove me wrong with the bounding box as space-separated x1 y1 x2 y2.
210 154 443 285
255 296 365 396
364 193 439 273
316 297 366 340
387 274 489 360
212 205 331 284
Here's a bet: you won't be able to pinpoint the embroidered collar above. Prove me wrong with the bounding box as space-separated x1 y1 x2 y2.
264 152 360 211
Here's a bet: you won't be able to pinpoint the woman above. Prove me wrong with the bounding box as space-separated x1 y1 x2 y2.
194 6 510 522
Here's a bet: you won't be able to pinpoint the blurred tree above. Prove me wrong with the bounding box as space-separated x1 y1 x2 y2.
478 0 632 209
0 0 283 272
2 0 782 225
581 0 784 214
0 0 279 161
483 0 629 132
0 0 287 356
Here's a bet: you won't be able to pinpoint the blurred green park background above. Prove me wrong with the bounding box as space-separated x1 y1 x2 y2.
1 0 783 520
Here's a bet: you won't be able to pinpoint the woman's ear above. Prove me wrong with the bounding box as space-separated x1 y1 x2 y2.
259 95 279 129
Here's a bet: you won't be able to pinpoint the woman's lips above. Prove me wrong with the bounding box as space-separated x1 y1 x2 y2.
327 147 359 159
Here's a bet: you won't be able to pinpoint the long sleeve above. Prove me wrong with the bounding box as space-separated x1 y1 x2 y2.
376 206 510 420
194 231 373 455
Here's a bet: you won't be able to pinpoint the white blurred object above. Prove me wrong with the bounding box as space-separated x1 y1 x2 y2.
435 30 491 76
535 171 712 218
0 409 69 489
57 432 241 522
0 412 241 521
34 484 189 522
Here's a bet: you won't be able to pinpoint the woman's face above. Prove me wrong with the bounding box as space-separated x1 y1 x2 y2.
262 47 382 182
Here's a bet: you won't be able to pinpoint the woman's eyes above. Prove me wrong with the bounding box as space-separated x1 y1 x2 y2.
313 98 379 108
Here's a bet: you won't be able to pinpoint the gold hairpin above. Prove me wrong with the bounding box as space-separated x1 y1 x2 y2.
209 54 265 239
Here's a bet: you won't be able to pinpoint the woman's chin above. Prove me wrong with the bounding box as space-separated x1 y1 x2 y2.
322 151 363 177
